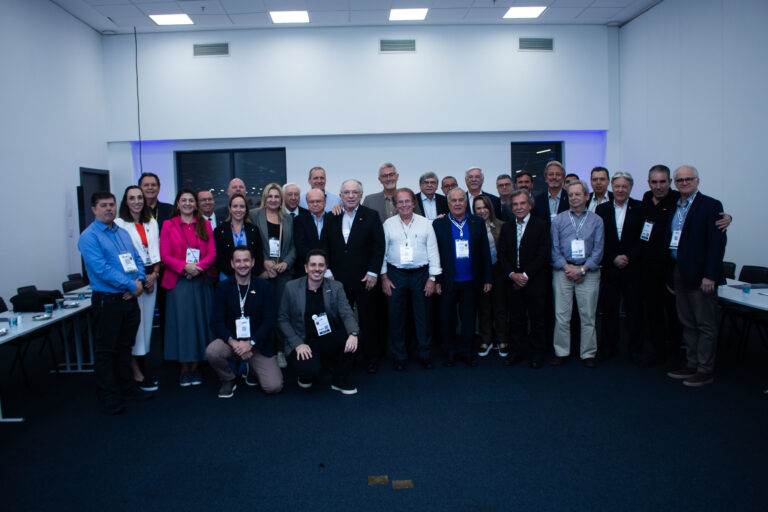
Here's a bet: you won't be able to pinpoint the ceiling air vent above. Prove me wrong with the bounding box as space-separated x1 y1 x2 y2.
193 43 230 57
519 38 553 51
380 39 416 53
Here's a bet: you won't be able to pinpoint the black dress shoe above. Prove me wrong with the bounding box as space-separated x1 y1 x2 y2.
393 360 407 371
582 357 597 368
459 354 479 367
418 358 434 370
551 356 568 366
366 361 379 374
442 358 456 367
529 359 542 369
504 353 524 366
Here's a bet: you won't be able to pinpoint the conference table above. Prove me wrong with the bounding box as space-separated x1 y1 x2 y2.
0 287 94 422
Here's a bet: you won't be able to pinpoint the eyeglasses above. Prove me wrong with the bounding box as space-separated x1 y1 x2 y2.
380 172 397 179
674 177 697 184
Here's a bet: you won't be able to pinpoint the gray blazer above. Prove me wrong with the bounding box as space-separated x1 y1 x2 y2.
362 191 394 224
249 207 296 267
278 276 359 354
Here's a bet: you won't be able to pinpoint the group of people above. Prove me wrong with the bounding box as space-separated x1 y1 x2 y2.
78 160 729 414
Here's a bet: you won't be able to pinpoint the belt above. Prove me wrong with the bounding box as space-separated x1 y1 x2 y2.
387 264 427 274
92 291 124 297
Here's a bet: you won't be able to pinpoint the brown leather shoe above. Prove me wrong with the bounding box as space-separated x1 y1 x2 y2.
582 357 597 369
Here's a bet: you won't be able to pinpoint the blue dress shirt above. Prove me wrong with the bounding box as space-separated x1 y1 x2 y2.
78 220 146 293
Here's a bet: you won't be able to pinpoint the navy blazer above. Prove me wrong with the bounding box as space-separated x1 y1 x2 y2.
665 192 727 288
415 193 449 219
213 221 264 277
532 190 569 223
498 215 551 295
325 205 385 288
293 213 329 277
210 276 275 355
432 213 493 293
596 198 644 277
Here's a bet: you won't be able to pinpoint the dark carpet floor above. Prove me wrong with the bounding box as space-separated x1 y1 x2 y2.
2 334 768 511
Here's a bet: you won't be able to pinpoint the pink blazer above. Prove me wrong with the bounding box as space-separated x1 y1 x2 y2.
160 217 216 289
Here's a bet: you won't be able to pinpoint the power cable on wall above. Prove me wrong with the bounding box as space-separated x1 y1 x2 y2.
134 26 143 172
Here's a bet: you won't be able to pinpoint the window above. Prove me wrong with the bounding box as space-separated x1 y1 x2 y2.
510 141 563 196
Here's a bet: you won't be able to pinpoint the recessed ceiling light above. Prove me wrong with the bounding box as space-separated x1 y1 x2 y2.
149 14 194 25
269 11 310 23
389 8 429 21
503 6 547 19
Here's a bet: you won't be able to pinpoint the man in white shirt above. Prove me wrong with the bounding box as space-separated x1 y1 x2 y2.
380 188 441 370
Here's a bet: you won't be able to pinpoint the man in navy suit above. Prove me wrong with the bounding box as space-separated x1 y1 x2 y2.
498 190 550 368
595 172 644 362
433 188 493 366
587 166 614 212
414 172 448 220
293 188 328 278
532 161 569 223
465 167 502 219
665 166 726 387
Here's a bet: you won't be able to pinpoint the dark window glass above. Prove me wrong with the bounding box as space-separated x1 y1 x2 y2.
510 141 564 197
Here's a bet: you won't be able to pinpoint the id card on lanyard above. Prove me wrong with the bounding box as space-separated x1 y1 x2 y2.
568 211 588 260
313 313 331 336
119 253 138 273
450 216 469 259
640 221 653 242
236 282 251 339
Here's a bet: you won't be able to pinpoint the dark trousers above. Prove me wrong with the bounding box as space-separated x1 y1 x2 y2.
601 268 642 359
508 285 547 360
387 266 431 361
673 267 719 373
290 330 355 380
341 282 379 364
477 263 508 346
440 281 476 358
641 262 682 360
92 292 140 407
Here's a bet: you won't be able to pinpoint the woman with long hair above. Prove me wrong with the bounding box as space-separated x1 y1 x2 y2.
213 193 264 279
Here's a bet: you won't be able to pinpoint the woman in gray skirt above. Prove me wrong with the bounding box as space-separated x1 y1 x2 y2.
160 188 216 386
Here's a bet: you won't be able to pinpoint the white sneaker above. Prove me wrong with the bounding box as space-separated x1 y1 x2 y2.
277 351 288 369
477 343 494 357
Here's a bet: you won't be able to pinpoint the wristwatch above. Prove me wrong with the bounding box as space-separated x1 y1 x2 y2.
580 267 587 276
429 276 436 282
250 339 256 346
349 332 359 337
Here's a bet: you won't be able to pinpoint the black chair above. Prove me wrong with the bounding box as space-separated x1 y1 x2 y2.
17 285 37 295
738 265 768 284
722 261 736 280
67 273 83 281
0 297 7 313
62 280 86 293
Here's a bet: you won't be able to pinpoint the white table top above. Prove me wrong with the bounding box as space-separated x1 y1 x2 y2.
718 280 768 312
0 287 92 344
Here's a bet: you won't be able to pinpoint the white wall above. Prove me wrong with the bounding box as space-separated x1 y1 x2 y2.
103 24 611 141
0 0 108 301
107 130 607 206
619 0 768 268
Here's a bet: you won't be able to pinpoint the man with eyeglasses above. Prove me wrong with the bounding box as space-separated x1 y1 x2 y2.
664 166 727 387
197 189 218 229
639 164 731 369
441 176 458 196
293 189 329 278
414 172 448 221
363 162 401 224
495 174 514 221
325 179 385 374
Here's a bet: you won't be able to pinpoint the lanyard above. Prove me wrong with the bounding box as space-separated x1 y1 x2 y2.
676 194 695 225
238 281 251 316
568 211 588 240
399 217 413 246
449 215 467 238
106 226 129 254
516 220 525 267
173 218 199 251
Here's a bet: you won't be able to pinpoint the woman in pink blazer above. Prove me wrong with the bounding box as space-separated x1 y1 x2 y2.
160 188 216 387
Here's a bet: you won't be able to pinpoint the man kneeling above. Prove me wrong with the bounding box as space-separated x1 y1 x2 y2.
206 246 284 398
278 249 359 395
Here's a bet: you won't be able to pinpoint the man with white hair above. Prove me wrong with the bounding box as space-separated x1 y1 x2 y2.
363 162 400 224
283 183 308 218
464 167 501 218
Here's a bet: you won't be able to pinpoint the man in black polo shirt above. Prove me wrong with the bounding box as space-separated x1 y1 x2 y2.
278 249 360 395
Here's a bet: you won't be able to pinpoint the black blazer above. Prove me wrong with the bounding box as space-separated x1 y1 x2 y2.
588 191 614 210
150 202 174 231
286 206 309 218
210 275 275 355
325 206 385 289
432 213 493 294
415 193 449 219
213 222 264 277
596 198 644 278
467 191 502 220
498 215 551 295
664 192 726 288
532 190 569 223
293 213 329 277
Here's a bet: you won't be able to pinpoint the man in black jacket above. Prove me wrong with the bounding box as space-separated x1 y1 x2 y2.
414 172 448 220
595 172 644 362
206 246 283 399
293 189 328 278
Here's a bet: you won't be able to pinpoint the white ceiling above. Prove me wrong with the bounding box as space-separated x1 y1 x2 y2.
50 0 662 34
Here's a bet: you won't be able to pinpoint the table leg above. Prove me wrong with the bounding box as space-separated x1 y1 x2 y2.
0 398 24 423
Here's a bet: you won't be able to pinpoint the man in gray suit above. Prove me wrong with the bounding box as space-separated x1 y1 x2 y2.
362 162 400 224
278 249 360 395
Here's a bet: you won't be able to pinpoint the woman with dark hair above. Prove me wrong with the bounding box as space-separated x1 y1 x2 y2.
473 194 509 358
250 183 296 367
213 193 264 280
159 188 216 386
115 185 161 390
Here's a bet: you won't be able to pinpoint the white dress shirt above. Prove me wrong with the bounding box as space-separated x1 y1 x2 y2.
114 218 161 266
203 213 217 229
420 193 438 220
614 200 628 240
380 214 442 276
588 193 610 212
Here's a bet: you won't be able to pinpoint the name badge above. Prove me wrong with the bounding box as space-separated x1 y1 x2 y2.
455 239 469 259
400 244 414 264
186 248 201 264
571 239 586 260
140 246 151 265
268 238 280 258
312 313 331 336
235 316 251 339
670 229 681 249
118 252 138 273
640 221 653 242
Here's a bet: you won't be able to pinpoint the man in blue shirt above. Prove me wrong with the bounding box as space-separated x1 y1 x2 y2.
78 191 149 414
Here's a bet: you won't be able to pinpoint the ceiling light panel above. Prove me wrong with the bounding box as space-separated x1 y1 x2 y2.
503 6 547 19
149 14 195 25
269 10 310 23
389 8 429 21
